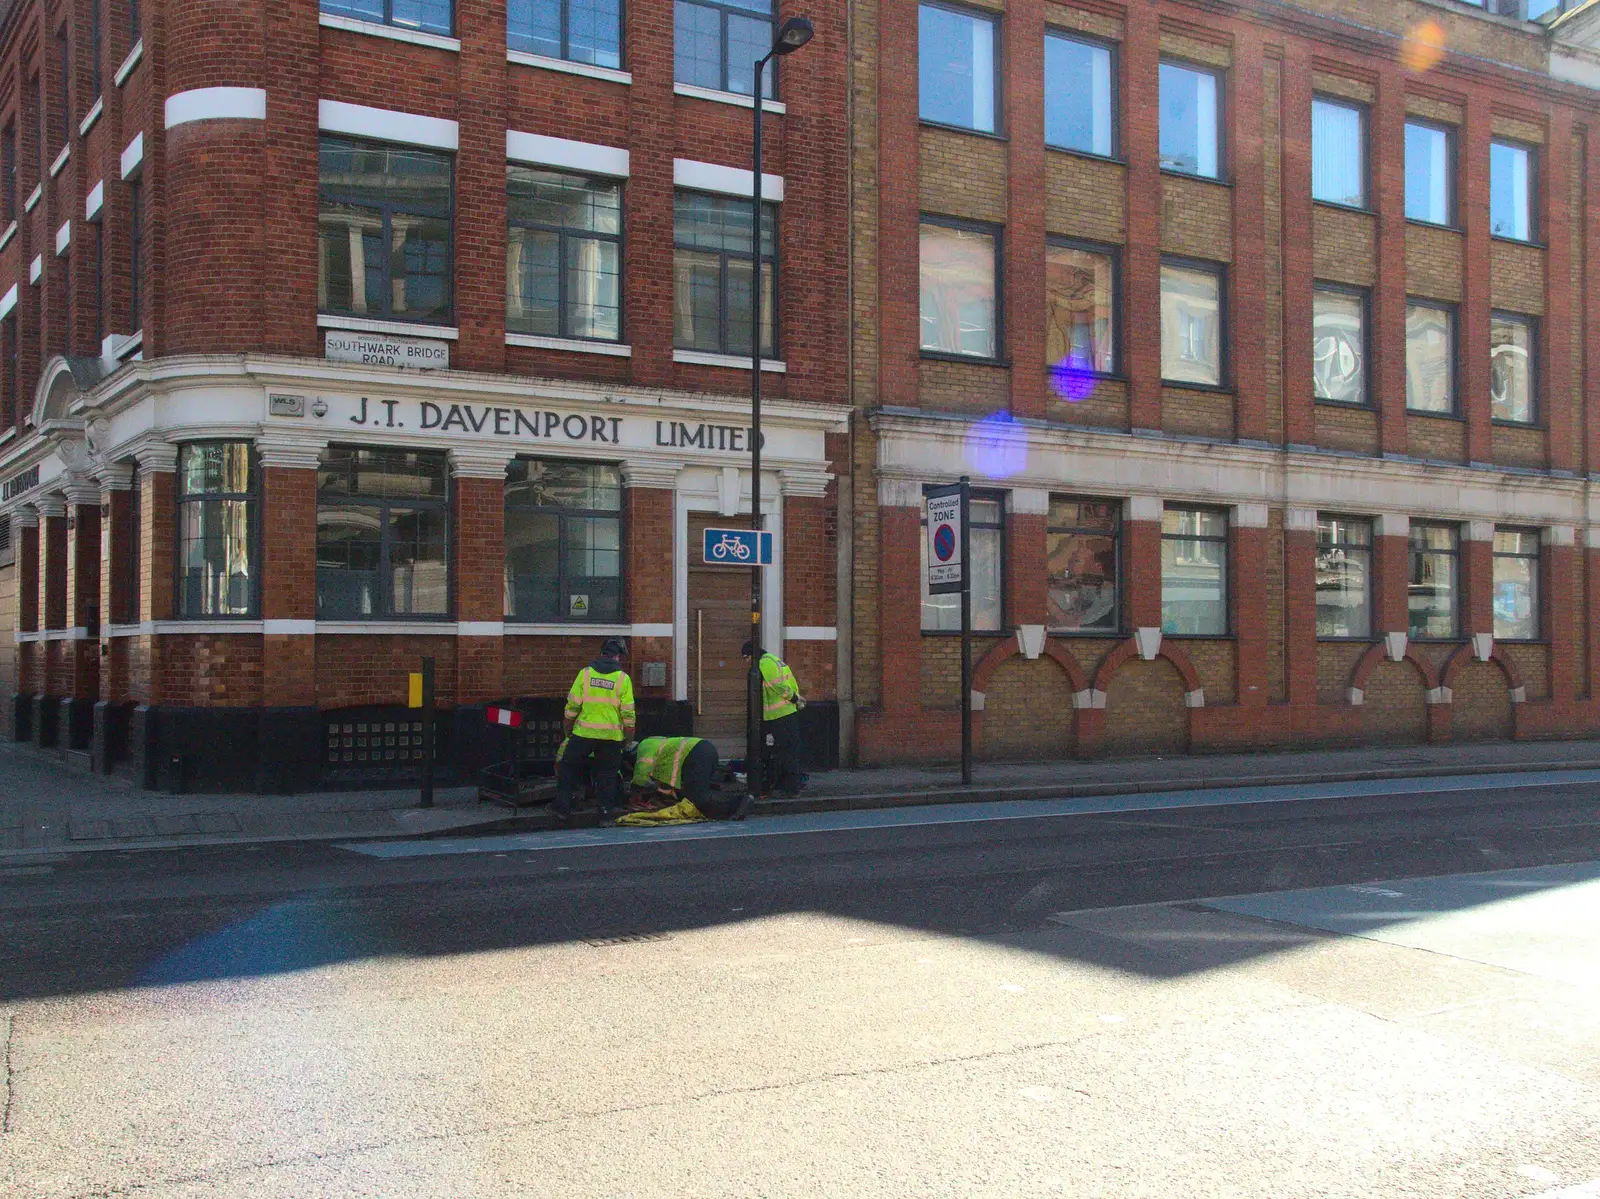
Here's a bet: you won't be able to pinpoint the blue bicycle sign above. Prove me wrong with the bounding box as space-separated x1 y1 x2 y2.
702 527 773 566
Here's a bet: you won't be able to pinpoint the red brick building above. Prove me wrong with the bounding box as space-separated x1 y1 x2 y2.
845 0 1600 763
0 0 849 789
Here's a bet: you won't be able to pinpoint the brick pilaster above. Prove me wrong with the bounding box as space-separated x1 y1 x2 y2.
257 452 319 708
1124 498 1162 631
1461 94 1492 465
455 0 510 373
1006 503 1047 628
1279 39 1314 447
1373 63 1408 457
1005 0 1045 420
1544 111 1576 476
1374 514 1409 639
1231 507 1268 707
452 454 511 705
12 511 40 701
1283 510 1318 708
877 503 921 713
878 0 922 408
65 484 101 699
624 0 677 389
1462 521 1493 641
624 465 676 701
1230 29 1267 445
1545 529 1576 703
1123 1 1161 433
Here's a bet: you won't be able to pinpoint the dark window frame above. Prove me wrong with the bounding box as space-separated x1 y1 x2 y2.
918 0 1002 137
128 0 141 48
1043 26 1118 158
1408 520 1461 642
503 457 626 624
1159 253 1229 388
1404 116 1458 228
919 486 1007 635
54 25 69 156
1160 504 1230 638
1310 92 1369 211
1405 296 1459 416
173 441 260 620
1045 234 1120 378
507 0 625 68
90 0 102 98
505 165 625 344
1492 526 1542 643
1311 280 1372 409
671 188 780 358
128 176 142 332
1046 494 1122 636
317 134 457 327
315 444 455 622
1314 513 1374 642
1490 309 1539 426
319 0 455 37
919 212 1004 365
675 0 779 99
1158 56 1227 181
1489 136 1538 243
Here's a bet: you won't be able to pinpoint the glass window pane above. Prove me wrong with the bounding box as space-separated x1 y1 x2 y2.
566 235 621 341
1161 536 1225 636
1315 517 1371 639
1491 315 1534 423
179 442 252 496
672 248 723 352
506 459 622 510
390 212 450 321
321 0 385 24
1405 122 1451 224
919 4 996 133
1493 529 1540 557
1312 97 1364 207
1159 61 1218 178
316 504 383 618
1045 244 1115 375
507 167 622 235
569 0 622 68
507 0 562 58
387 507 449 615
727 13 775 98
318 202 384 317
388 0 452 35
1047 528 1118 633
1490 141 1532 241
1162 507 1226 539
1493 541 1539 641
674 0 723 91
1409 550 1457 638
506 227 561 335
504 510 562 620
1160 263 1221 385
920 523 1001 632
1409 524 1457 553
1313 288 1366 405
178 498 253 617
1044 34 1113 156
920 223 996 358
564 515 623 620
1406 303 1454 413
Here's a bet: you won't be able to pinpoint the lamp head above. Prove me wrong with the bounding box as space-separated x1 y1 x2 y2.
774 15 814 53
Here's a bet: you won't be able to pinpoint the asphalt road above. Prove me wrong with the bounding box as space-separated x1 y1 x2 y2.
3 774 1600 1198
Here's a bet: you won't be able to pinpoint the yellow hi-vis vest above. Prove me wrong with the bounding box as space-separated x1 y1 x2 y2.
631 736 669 788
758 653 802 720
565 666 635 741
650 736 704 790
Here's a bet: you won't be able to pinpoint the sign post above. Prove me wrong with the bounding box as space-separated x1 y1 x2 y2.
925 479 972 784
410 658 436 808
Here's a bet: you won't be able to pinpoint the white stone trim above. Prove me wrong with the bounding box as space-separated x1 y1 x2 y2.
1544 524 1576 547
0 220 14 250
1231 502 1270 529
54 220 70 256
166 87 268 129
94 461 135 492
1473 632 1494 662
0 284 16 321
318 99 458 150
1586 528 1600 550
23 183 40 212
1426 686 1453 705
621 460 685 489
316 313 460 340
503 622 631 637
1185 688 1205 708
1465 519 1495 542
1347 687 1364 706
672 82 786 114
673 158 785 202
114 40 143 87
262 619 316 635
28 255 41 284
506 48 632 84
1134 627 1162 660
1016 624 1046 659
970 689 986 712
79 97 103 137
879 478 925 509
1285 507 1317 532
1073 688 1106 709
448 445 515 479
121 132 144 180
785 626 837 641
49 144 69 178
1008 487 1051 516
631 623 674 638
1384 631 1408 662
673 349 786 372
505 333 631 357
1509 685 1527 704
1375 513 1411 538
255 433 326 471
85 181 104 220
316 621 460 635
318 12 461 51
779 467 831 498
458 621 505 637
1127 494 1163 522
506 130 628 177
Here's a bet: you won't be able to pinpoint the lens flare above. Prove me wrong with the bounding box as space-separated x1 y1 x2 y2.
1401 20 1446 73
965 411 1028 479
1048 356 1098 403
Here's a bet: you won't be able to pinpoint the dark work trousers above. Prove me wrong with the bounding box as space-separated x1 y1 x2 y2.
676 740 729 818
556 736 623 813
763 712 803 796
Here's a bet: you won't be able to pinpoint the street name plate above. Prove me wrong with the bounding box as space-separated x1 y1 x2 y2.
324 331 450 370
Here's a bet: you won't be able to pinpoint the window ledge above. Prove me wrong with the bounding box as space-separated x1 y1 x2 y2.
1159 166 1230 186
507 49 631 84
318 12 461 51
919 118 1007 142
921 350 1008 368
673 82 785 114
1313 398 1375 412
115 329 144 360
1491 419 1544 430
1044 144 1124 166
673 348 785 372
504 622 633 636
318 313 460 340
114 40 143 88
1405 407 1465 422
316 620 459 635
24 184 40 212
1491 233 1544 248
1312 198 1374 216
1405 217 1463 234
49 145 70 178
507 332 632 357
79 97 103 137
1161 380 1235 395
0 221 15 251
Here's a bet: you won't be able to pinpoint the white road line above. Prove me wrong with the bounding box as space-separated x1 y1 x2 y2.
336 768 1600 860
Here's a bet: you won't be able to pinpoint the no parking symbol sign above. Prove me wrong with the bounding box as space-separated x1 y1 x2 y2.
924 483 965 595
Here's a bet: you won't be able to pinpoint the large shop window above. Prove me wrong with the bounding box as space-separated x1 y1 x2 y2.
176 443 257 618
1161 507 1227 636
1158 60 1222 179
1159 259 1224 387
1312 284 1367 406
1408 522 1459 640
318 137 454 325
1047 497 1120 634
1405 299 1455 414
316 447 450 619
504 459 623 623
673 190 776 357
1492 529 1540 642
1315 515 1372 640
1044 31 1114 157
509 0 622 68
506 167 623 342
1311 95 1366 209
1045 239 1116 376
320 0 453 36
675 0 775 98
1404 120 1454 226
920 217 999 360
919 2 998 134
921 494 1003 632
1490 312 1537 425
1490 140 1534 242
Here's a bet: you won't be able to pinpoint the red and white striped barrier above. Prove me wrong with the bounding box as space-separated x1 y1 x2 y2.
486 707 524 728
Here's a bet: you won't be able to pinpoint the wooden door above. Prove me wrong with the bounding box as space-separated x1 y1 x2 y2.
688 514 754 759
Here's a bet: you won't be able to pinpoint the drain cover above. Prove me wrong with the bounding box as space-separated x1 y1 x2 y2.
584 932 671 947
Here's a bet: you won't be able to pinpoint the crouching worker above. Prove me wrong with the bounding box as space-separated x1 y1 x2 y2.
616 735 751 825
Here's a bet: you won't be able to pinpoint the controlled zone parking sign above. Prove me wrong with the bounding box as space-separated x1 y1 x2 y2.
924 484 964 595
